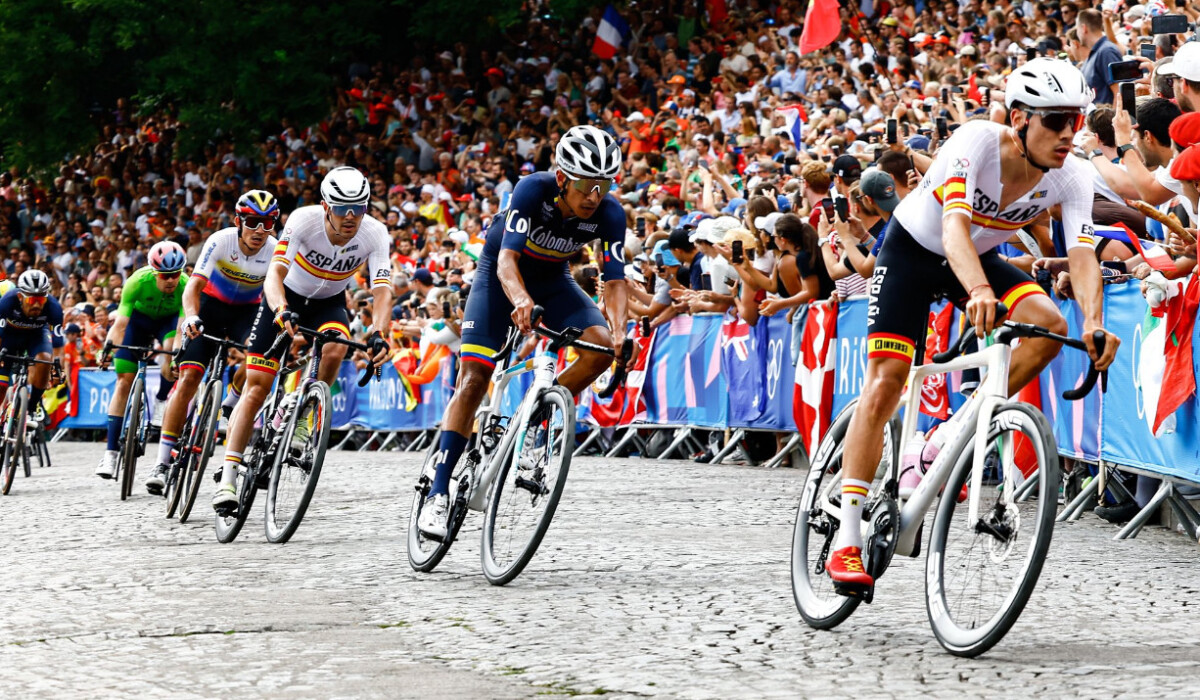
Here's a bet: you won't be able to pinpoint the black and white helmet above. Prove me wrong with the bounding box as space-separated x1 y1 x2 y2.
556 125 621 180
320 166 370 206
17 269 51 296
1005 57 1093 110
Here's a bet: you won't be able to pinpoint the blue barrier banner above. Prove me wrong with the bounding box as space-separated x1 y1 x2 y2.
1101 283 1200 481
643 314 727 427
1038 296 1101 460
831 298 868 418
727 312 796 431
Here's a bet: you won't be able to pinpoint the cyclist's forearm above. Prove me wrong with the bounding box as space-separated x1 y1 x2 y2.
942 215 989 292
182 276 205 319
369 287 394 336
106 314 129 345
1067 247 1105 328
602 279 628 339
496 250 533 307
264 264 289 312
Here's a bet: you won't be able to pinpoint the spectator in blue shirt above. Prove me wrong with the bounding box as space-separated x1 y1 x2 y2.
1076 9 1122 105
771 51 808 97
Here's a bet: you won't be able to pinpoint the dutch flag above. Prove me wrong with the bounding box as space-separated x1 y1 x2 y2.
593 5 630 59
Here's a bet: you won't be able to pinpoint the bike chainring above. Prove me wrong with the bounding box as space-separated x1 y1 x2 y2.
864 496 900 580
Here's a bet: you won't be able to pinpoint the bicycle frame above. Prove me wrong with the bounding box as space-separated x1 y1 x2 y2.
464 343 558 512
811 340 1015 558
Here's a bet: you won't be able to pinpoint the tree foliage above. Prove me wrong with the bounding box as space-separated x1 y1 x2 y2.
0 0 597 174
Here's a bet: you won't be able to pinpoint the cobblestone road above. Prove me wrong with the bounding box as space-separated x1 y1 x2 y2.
2 442 1198 698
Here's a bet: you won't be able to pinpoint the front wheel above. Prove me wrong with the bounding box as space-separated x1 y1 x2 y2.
926 403 1059 658
791 399 900 629
214 458 259 544
1 386 29 495
407 438 466 573
481 385 575 586
178 380 222 523
264 383 331 543
120 377 145 501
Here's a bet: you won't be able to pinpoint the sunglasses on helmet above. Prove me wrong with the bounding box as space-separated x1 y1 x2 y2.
567 176 615 196
1030 109 1085 134
242 215 278 231
329 203 369 218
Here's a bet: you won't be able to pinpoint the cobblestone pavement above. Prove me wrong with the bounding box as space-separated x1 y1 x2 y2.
2 442 1198 698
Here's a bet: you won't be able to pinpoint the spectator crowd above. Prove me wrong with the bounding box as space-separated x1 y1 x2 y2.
4 0 1200 519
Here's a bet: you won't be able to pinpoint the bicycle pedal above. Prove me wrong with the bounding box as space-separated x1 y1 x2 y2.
832 581 875 604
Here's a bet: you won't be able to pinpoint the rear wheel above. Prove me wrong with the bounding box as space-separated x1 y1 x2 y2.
178 380 222 523
1 386 29 495
481 385 574 586
120 377 145 501
264 383 331 543
792 400 900 629
926 403 1059 657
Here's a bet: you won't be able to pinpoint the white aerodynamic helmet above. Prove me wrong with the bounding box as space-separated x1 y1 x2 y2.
1005 57 1094 110
556 125 621 180
320 166 370 206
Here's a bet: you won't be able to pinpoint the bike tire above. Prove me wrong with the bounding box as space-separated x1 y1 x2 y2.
16 387 30 480
214 459 259 544
406 437 473 573
264 382 331 543
165 406 196 519
791 399 901 629
120 377 145 501
1 387 28 495
178 380 222 523
926 403 1059 658
480 384 574 586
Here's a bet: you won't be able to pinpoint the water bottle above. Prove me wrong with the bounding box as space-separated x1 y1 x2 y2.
901 431 927 475
922 420 961 473
270 393 296 431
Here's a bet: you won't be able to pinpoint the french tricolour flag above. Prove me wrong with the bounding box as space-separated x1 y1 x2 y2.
593 5 630 59
776 104 807 146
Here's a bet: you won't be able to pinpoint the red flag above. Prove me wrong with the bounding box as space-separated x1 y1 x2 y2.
707 0 728 26
794 301 839 455
586 325 653 427
1155 274 1200 434
799 0 842 55
919 304 953 420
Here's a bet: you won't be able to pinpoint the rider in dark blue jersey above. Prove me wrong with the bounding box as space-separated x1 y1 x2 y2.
418 125 630 538
0 271 63 424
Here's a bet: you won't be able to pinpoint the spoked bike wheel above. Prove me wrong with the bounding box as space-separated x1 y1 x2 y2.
120 377 145 501
1 386 29 495
264 383 331 543
926 403 1059 657
791 399 900 629
164 405 197 519
214 457 259 544
481 385 574 586
407 436 475 573
177 380 222 523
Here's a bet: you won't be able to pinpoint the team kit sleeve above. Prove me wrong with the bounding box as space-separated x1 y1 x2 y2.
1057 162 1098 251
498 175 548 255
271 226 299 271
191 233 223 282
936 130 982 223
367 227 393 290
598 203 627 281
117 268 148 318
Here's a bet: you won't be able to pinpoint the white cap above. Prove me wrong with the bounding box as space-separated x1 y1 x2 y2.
139 196 152 204
401 201 418 214
89 219 105 228
448 228 469 244
754 212 785 234
1160 43 1200 82
437 191 452 202
421 184 436 195
624 263 646 284
626 112 646 122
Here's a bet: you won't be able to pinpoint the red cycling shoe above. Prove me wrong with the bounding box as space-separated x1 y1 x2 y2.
826 546 875 598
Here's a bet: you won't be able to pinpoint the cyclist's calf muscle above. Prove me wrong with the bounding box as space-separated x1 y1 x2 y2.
843 356 909 484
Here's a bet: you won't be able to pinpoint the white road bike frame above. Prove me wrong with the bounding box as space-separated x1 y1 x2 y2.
461 345 560 513
809 338 1019 558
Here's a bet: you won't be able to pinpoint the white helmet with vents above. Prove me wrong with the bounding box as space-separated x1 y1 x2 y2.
1005 57 1093 110
556 125 621 179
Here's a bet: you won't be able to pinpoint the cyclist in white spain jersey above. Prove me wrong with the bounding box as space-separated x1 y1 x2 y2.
212 167 392 511
826 59 1120 597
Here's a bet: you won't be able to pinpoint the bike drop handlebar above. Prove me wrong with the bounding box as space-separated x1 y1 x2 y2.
266 325 379 387
931 303 1107 401
489 305 634 398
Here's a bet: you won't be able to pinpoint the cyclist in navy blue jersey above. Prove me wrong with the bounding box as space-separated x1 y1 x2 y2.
418 125 630 538
0 271 63 425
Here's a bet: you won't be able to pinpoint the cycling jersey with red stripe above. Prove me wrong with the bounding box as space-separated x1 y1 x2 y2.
191 227 276 305
270 205 391 299
893 120 1096 256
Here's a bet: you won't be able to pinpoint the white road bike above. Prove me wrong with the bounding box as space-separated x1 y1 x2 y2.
792 316 1105 657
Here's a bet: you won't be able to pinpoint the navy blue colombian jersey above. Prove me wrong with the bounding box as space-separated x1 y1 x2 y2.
483 172 627 280
0 289 63 333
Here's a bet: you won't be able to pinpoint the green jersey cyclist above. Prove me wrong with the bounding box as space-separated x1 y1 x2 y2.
96 241 188 479
827 58 1120 596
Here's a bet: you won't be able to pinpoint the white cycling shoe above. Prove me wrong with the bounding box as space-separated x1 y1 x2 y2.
417 494 449 538
95 452 117 479
212 482 238 511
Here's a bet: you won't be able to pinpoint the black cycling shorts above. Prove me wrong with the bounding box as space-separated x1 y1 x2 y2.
866 219 1045 365
459 254 606 369
244 288 349 376
176 295 257 375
